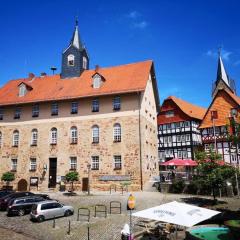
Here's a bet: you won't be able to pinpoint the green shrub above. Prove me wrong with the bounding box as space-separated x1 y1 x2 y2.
169 179 185 193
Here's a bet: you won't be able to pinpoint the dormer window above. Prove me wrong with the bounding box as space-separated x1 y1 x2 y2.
93 74 101 89
19 83 27 97
67 54 75 66
83 56 87 69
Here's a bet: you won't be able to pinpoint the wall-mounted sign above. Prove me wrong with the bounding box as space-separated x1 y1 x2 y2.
30 177 38 187
99 175 131 181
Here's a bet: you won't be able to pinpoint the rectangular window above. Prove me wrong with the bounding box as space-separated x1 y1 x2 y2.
165 110 174 118
181 135 185 142
113 96 121 110
185 121 189 127
0 108 4 120
11 158 17 171
91 156 99 170
186 134 190 141
177 135 181 142
14 107 21 119
168 136 172 143
167 124 171 129
70 157 77 170
51 102 58 116
71 102 78 114
175 122 180 128
177 151 182 158
92 99 99 112
30 158 37 171
32 104 39 117
183 151 188 158
114 155 122 170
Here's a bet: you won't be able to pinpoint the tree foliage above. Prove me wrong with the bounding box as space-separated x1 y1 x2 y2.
65 171 79 192
1 172 15 185
194 149 236 201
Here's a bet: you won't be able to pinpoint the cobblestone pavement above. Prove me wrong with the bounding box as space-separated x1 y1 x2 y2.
0 191 239 240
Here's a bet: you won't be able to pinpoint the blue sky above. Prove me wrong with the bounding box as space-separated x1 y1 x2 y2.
0 0 240 107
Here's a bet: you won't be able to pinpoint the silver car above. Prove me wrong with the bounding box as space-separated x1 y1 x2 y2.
30 200 74 222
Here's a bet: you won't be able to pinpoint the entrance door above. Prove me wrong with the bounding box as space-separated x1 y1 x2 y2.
17 179 28 191
82 178 88 192
49 158 57 188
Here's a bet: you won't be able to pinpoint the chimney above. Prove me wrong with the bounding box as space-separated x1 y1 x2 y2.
28 73 35 79
40 72 47 77
95 65 100 72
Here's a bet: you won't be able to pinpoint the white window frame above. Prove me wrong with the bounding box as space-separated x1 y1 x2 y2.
31 129 38 146
70 126 78 144
93 75 101 89
71 102 78 114
114 155 122 170
19 84 27 97
92 99 99 112
92 125 99 143
51 102 58 115
50 128 57 144
30 158 37 171
13 130 19 147
14 107 21 119
165 110 174 118
32 104 39 117
113 96 121 110
83 56 87 69
67 54 75 66
11 158 17 171
113 123 121 142
91 156 99 170
70 157 77 170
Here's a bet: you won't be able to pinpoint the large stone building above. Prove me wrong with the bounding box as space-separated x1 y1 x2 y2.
158 96 206 162
0 21 160 191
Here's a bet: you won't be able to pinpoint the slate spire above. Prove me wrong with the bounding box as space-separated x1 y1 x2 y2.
60 19 89 79
212 48 236 97
70 18 82 49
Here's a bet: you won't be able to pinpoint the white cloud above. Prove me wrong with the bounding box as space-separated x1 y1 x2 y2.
206 48 232 61
234 60 240 66
133 21 148 29
125 10 148 30
127 11 141 19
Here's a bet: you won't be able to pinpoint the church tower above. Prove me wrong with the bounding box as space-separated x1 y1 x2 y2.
61 20 89 79
212 51 236 98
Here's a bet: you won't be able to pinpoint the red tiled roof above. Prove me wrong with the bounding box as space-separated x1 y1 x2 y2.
166 96 206 120
199 88 240 129
0 60 153 106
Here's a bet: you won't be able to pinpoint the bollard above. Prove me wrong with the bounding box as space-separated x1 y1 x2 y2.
53 216 55 228
67 220 71 235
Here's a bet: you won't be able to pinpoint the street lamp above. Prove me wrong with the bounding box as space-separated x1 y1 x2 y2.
87 163 91 195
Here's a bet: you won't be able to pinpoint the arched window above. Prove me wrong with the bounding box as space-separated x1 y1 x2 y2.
83 56 87 69
31 129 38 146
70 126 78 144
113 123 121 142
0 131 2 148
67 54 75 66
13 130 19 147
92 125 99 143
50 128 57 144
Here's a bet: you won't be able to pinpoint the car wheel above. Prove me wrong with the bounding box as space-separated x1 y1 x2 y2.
64 210 72 217
18 209 25 216
37 215 45 222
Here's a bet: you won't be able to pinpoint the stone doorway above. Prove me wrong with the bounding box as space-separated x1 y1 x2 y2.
82 177 88 192
17 179 28 191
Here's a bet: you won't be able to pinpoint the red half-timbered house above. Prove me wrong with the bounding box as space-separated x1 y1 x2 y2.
158 96 206 162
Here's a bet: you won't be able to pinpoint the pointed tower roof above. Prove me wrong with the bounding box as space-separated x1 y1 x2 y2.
70 19 82 49
212 50 236 97
216 55 229 86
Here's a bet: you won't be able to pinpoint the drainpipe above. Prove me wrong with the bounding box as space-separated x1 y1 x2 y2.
138 92 143 191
